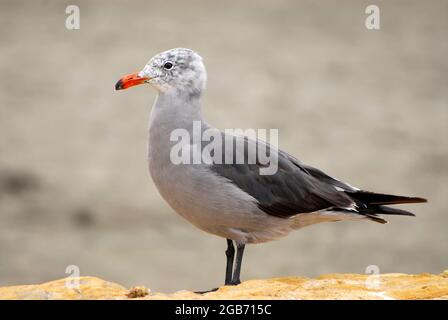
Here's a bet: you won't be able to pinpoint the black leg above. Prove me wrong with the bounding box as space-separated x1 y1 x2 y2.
225 239 235 285
230 243 245 285
196 240 243 294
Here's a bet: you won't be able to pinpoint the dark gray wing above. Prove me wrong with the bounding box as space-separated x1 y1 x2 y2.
281 152 359 192
208 134 355 218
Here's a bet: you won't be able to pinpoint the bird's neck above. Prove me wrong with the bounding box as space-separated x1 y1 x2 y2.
147 91 211 157
147 90 211 167
149 91 206 132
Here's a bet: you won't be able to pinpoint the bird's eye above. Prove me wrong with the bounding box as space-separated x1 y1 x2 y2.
163 62 173 70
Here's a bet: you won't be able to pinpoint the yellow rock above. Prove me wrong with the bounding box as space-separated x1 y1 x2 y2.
0 277 127 300
0 272 447 300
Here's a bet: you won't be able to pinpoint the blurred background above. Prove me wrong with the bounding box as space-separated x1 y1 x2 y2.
0 0 447 292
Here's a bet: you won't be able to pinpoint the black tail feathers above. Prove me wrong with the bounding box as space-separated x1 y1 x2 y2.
347 190 427 206
345 190 427 224
376 205 416 216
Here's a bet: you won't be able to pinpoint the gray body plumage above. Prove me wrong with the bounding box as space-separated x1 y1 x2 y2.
147 91 362 244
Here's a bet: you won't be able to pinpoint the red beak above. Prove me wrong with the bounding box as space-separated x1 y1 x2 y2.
115 72 149 90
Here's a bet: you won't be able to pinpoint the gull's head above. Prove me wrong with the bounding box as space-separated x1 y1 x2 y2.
115 48 207 97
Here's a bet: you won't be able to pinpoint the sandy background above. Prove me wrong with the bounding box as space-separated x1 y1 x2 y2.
0 0 447 292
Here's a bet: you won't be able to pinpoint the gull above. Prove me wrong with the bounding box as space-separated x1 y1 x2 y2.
115 48 427 287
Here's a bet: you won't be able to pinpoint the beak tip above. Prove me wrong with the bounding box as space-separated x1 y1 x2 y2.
115 79 123 91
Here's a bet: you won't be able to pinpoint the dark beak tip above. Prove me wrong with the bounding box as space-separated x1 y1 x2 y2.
115 79 123 91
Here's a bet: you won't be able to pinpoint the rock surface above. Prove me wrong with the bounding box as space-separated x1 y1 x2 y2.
1 271 447 300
